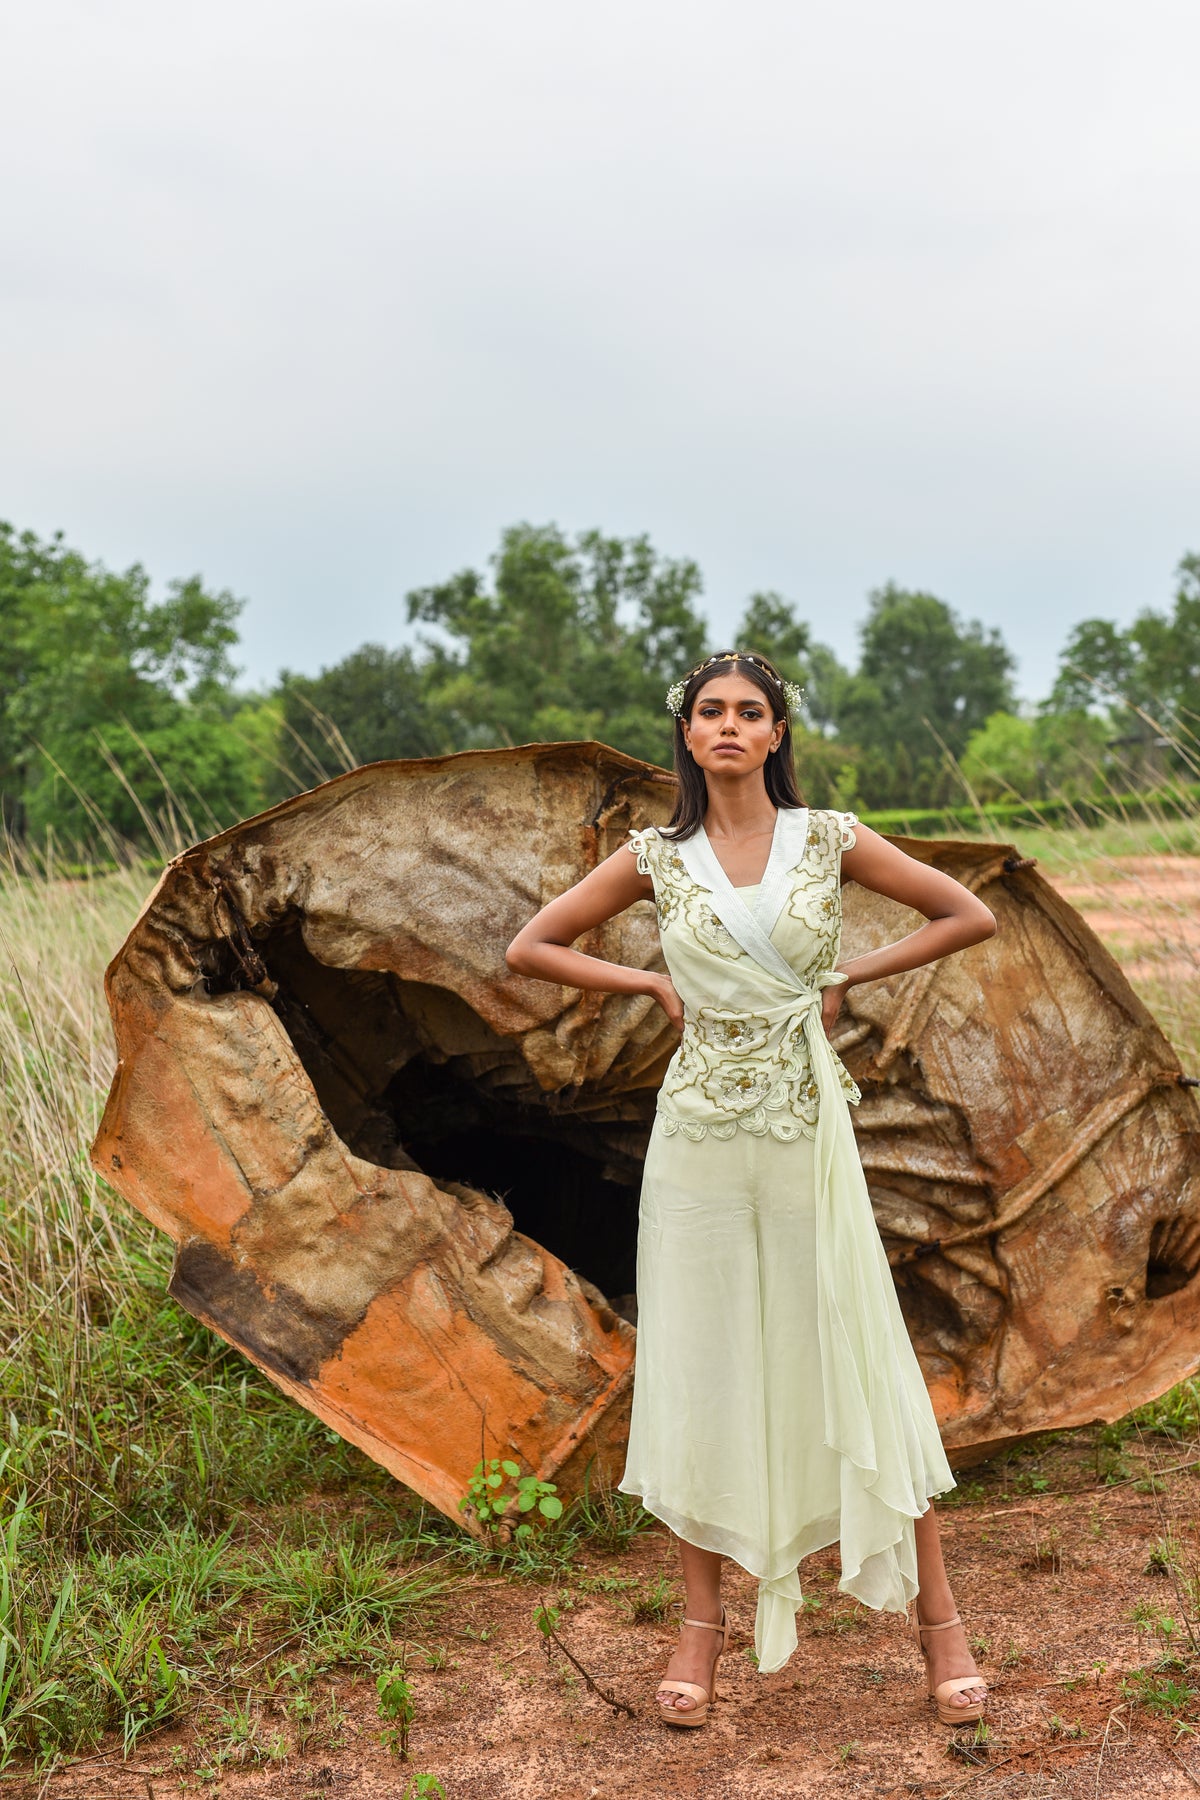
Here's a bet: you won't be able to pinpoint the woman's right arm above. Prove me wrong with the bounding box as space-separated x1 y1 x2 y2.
505 843 683 1031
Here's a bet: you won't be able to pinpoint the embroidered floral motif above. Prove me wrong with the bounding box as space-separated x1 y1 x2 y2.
784 811 851 963
693 1007 771 1054
682 892 745 960
700 1062 779 1112
627 814 861 1140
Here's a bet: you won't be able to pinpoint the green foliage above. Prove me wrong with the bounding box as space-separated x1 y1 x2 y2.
459 1459 564 1533
0 521 255 844
959 711 1039 801
7 514 1200 842
626 1575 677 1624
375 1663 415 1758
959 709 1112 805
1046 554 1200 790
274 643 442 794
569 1469 653 1554
533 1600 561 1640
1121 1664 1198 1719
836 583 1016 807
406 522 709 764
733 591 812 681
1049 553 1200 722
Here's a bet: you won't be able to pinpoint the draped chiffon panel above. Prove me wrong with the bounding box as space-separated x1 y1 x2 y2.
617 810 954 1673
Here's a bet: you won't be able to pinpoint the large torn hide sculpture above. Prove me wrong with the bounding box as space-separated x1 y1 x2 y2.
91 743 1200 1521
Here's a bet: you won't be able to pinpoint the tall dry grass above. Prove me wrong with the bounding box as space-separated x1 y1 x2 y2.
0 839 457 1766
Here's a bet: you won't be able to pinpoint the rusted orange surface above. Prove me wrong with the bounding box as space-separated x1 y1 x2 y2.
91 744 1200 1520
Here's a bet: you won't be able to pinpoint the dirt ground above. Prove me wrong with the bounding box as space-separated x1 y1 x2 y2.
1053 854 1200 983
15 855 1200 1800
15 1434 1200 1800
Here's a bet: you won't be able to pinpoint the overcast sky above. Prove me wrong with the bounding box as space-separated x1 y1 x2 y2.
2 1 1197 701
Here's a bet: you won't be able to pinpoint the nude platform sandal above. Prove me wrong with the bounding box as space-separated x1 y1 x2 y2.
910 1608 989 1726
656 1606 730 1729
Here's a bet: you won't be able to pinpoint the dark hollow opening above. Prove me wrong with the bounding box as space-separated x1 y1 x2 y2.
382 1056 642 1305
1146 1215 1200 1301
201 910 650 1314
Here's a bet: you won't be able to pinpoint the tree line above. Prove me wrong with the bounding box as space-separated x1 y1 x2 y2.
2 516 1197 847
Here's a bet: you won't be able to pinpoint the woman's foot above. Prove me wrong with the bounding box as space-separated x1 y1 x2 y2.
913 1610 988 1721
656 1611 728 1724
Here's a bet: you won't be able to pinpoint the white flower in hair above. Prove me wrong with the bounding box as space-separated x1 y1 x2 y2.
665 656 806 719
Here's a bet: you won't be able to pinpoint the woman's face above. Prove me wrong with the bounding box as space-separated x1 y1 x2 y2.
682 674 784 778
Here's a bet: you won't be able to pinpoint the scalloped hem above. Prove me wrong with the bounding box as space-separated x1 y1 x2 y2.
655 1110 818 1143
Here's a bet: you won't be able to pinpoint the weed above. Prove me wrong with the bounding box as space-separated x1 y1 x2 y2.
1121 1665 1198 1719
533 1601 635 1719
627 1575 677 1625
402 1782 446 1800
1146 1538 1179 1577
1020 1528 1064 1575
947 1719 991 1762
1130 1599 1181 1646
569 1467 654 1553
459 1458 564 1533
376 1663 415 1759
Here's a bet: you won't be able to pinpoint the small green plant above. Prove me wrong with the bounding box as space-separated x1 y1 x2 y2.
1146 1539 1178 1577
1047 1714 1085 1740
947 1719 990 1762
1121 1666 1198 1719
626 1574 677 1624
534 1600 561 1639
376 1664 415 1759
1130 1599 1179 1644
403 1778 446 1799
460 1459 564 1534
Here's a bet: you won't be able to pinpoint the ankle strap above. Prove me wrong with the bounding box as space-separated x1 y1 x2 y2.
916 1611 962 1633
682 1614 726 1633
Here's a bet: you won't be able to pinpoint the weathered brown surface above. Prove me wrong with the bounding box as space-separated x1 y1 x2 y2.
91 743 1200 1519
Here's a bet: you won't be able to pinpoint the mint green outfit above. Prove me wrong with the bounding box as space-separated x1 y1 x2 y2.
618 807 954 1674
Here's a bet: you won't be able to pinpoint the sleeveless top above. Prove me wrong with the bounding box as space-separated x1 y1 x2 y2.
627 807 861 1142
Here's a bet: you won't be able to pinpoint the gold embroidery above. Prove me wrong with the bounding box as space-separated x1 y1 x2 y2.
629 814 862 1142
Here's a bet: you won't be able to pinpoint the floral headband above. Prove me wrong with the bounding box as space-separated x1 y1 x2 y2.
665 651 805 719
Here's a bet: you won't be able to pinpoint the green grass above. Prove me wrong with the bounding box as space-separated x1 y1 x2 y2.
0 833 652 1766
5 794 1200 1769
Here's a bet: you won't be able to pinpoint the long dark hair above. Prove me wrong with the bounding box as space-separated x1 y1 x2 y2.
662 650 806 840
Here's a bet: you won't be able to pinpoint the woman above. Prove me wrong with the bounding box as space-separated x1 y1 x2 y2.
506 650 995 1729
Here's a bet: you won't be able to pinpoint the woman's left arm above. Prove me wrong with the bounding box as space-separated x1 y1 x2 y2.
823 824 997 1033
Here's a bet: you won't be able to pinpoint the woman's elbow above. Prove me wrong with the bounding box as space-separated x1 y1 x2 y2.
505 937 530 974
972 899 998 943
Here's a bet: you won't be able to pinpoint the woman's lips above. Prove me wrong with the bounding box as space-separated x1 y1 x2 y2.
714 744 744 754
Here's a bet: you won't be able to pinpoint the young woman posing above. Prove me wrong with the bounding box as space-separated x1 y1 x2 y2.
506 651 995 1729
